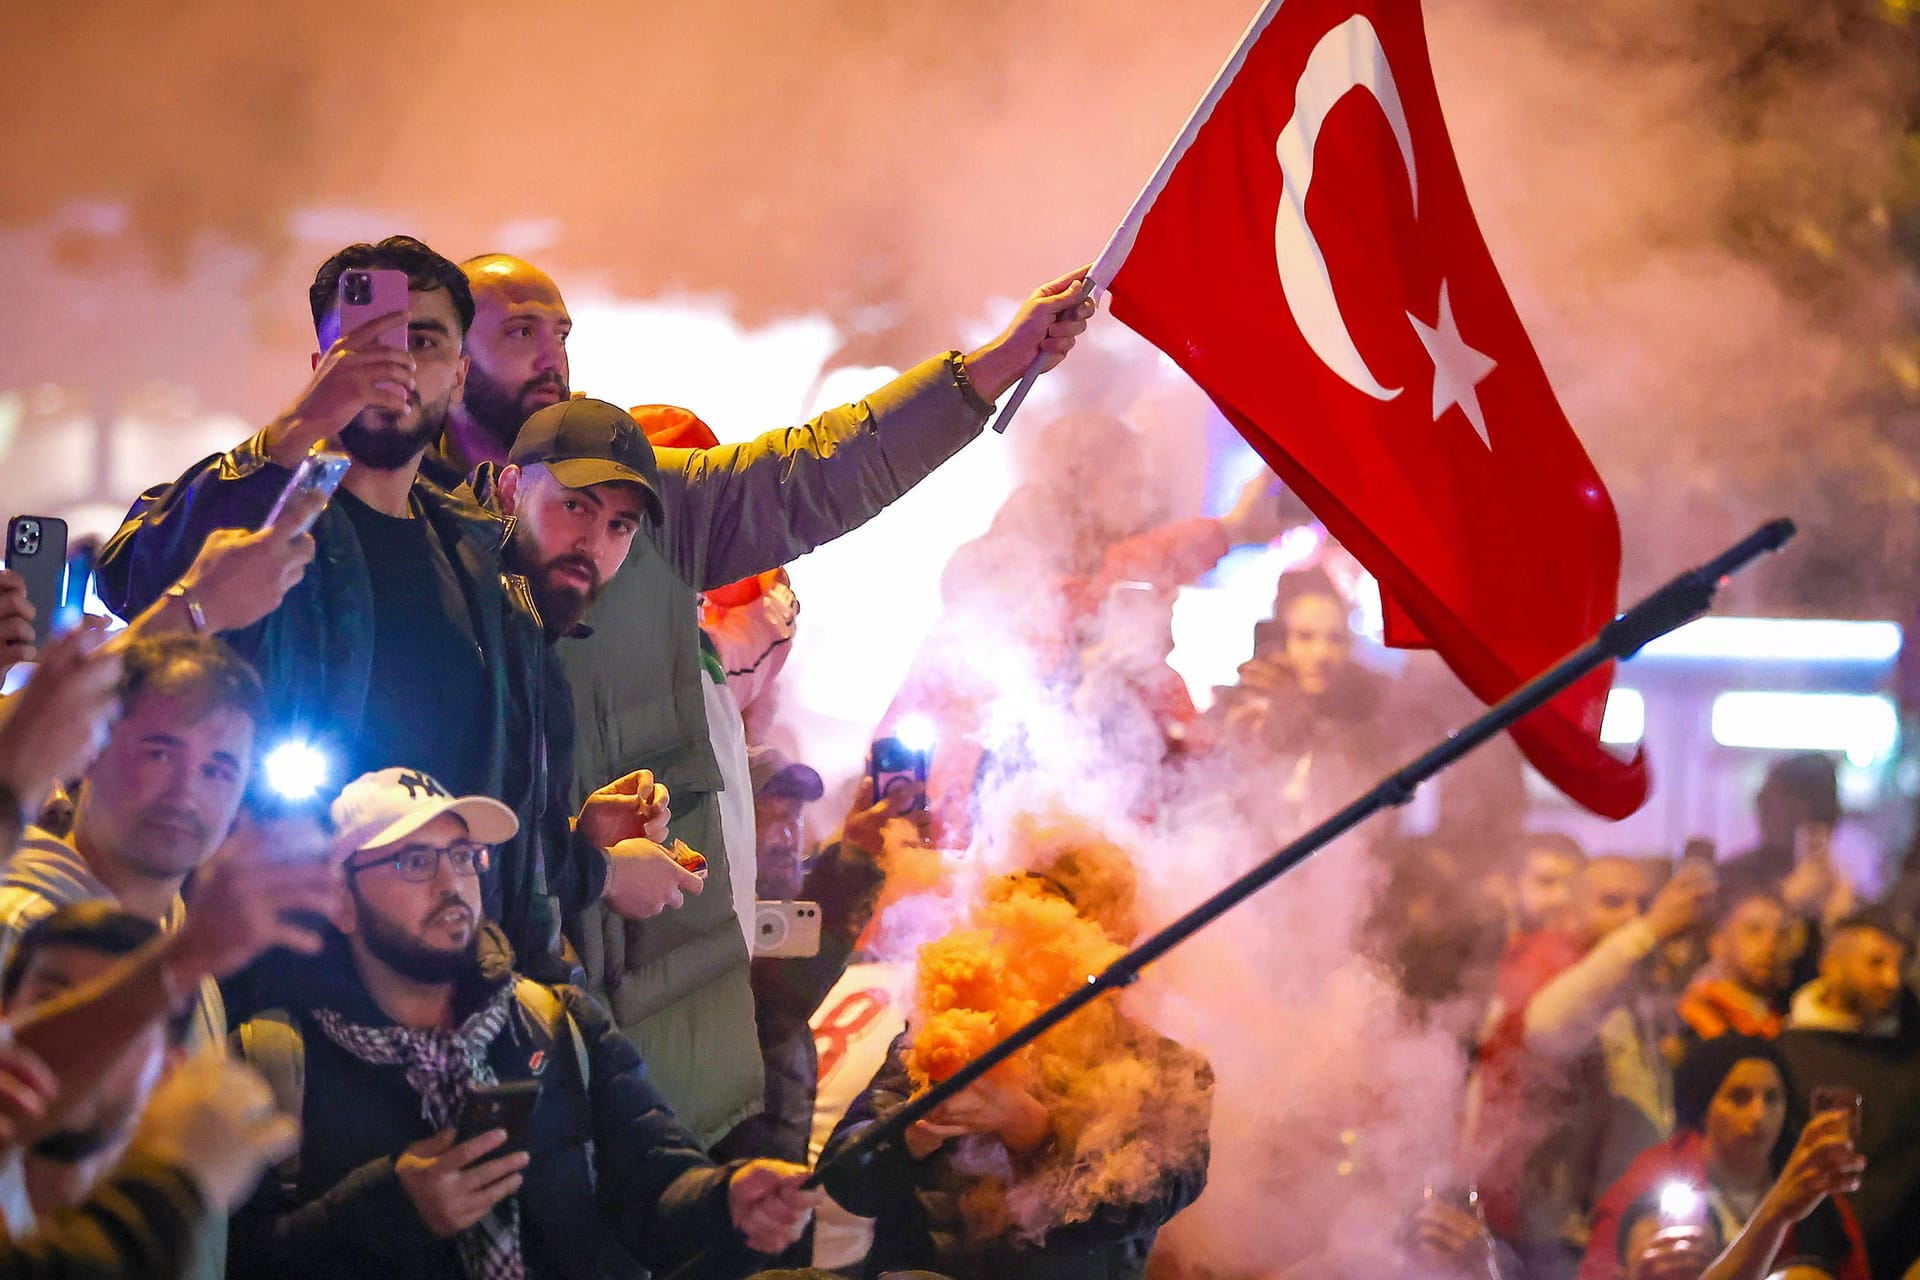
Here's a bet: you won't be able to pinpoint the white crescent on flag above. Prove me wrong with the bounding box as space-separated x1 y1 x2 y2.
1272 13 1417 404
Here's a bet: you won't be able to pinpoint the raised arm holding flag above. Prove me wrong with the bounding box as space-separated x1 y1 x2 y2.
1001 0 1648 817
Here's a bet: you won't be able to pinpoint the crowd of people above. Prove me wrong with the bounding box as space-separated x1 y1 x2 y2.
0 228 1907 1280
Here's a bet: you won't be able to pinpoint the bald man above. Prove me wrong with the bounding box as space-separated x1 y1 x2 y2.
429 254 1093 1145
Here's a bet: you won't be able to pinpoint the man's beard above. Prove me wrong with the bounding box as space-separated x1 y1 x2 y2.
506 523 602 636
353 886 479 984
338 392 449 472
463 360 566 449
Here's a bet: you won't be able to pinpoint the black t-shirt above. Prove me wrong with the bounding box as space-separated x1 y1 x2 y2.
338 490 490 796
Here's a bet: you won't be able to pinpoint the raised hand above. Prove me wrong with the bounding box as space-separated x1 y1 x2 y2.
266 309 415 465
963 267 1098 400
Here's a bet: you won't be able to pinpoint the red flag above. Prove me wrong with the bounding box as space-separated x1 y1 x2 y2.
1103 0 1648 818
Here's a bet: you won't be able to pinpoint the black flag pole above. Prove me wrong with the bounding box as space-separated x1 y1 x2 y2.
669 518 1794 1277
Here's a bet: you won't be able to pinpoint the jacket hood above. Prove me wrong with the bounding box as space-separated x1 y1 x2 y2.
413 473 510 557
463 463 504 514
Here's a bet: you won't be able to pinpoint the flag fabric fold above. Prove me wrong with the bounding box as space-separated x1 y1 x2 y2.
1103 0 1649 818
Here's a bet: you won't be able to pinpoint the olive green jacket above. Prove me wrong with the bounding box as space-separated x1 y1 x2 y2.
560 353 991 1144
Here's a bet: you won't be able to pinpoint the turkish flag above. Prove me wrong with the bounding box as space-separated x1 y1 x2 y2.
1105 0 1649 817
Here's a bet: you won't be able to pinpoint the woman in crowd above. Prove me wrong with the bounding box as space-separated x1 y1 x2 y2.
1579 1035 1868 1280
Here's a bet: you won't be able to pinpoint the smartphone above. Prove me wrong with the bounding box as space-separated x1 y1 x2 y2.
455 1080 541 1153
869 736 930 814
5 516 70 646
337 267 410 351
753 900 822 958
52 540 96 636
1811 1085 1863 1144
261 446 352 535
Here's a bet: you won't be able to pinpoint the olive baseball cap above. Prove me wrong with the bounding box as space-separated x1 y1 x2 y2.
509 397 664 523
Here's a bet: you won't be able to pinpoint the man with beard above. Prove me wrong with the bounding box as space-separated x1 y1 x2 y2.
0 632 340 1280
229 767 816 1280
424 251 1095 1146
97 237 691 973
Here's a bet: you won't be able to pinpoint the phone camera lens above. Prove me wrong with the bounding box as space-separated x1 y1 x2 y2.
342 272 372 307
12 521 39 556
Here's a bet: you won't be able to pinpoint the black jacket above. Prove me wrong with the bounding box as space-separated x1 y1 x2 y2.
1779 987 1920 1280
95 430 606 969
227 929 757 1280
822 1030 1210 1280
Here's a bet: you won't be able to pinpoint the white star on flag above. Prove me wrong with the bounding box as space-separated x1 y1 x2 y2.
1407 280 1496 449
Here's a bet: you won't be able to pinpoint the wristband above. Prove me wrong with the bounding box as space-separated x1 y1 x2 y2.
163 582 209 634
947 351 995 419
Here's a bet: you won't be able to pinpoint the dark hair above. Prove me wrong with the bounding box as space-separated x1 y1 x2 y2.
309 235 475 337
1758 753 1841 825
1712 886 1788 930
1521 832 1588 864
1 902 160 1002
118 633 266 728
3 904 199 1045
1256 567 1346 647
1827 904 1911 955
1673 1033 1796 1169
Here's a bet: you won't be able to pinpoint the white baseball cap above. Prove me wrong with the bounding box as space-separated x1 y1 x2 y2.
329 767 519 862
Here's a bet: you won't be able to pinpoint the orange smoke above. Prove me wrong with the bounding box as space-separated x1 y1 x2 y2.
905 820 1212 1242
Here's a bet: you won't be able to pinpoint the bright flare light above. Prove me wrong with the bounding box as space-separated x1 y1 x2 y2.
893 714 938 754
1658 1182 1702 1221
1710 691 1898 768
1641 617 1901 664
262 741 331 801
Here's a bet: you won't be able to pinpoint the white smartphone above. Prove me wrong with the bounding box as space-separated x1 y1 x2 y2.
753 900 822 959
336 267 410 350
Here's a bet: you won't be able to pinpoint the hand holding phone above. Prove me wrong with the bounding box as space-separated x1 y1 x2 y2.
5 516 69 649
455 1080 541 1154
263 270 412 468
162 520 321 637
262 446 352 536
869 736 930 815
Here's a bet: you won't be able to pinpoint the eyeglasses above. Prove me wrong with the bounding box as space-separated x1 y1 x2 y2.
348 841 492 883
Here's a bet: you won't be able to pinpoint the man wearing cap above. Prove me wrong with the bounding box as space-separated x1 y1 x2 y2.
97 237 697 976
229 766 817 1280
418 253 1094 1146
462 397 712 938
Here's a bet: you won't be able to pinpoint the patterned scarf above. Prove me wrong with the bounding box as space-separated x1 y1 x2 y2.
314 984 523 1280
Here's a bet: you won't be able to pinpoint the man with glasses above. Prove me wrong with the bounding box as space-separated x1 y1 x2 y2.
228 767 814 1280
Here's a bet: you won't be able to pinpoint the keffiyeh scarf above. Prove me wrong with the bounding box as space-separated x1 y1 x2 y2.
315 984 523 1280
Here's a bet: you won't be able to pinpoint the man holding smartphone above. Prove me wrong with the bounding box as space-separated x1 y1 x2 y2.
423 251 1095 1146
96 236 698 978
228 767 815 1280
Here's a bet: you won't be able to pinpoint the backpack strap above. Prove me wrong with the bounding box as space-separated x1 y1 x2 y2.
238 1008 306 1118
513 977 590 1096
235 1008 305 1188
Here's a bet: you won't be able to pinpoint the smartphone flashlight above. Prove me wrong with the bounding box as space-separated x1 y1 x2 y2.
1658 1182 1701 1222
263 740 332 802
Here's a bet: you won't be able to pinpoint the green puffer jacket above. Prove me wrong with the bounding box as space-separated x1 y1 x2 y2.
560 353 990 1144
